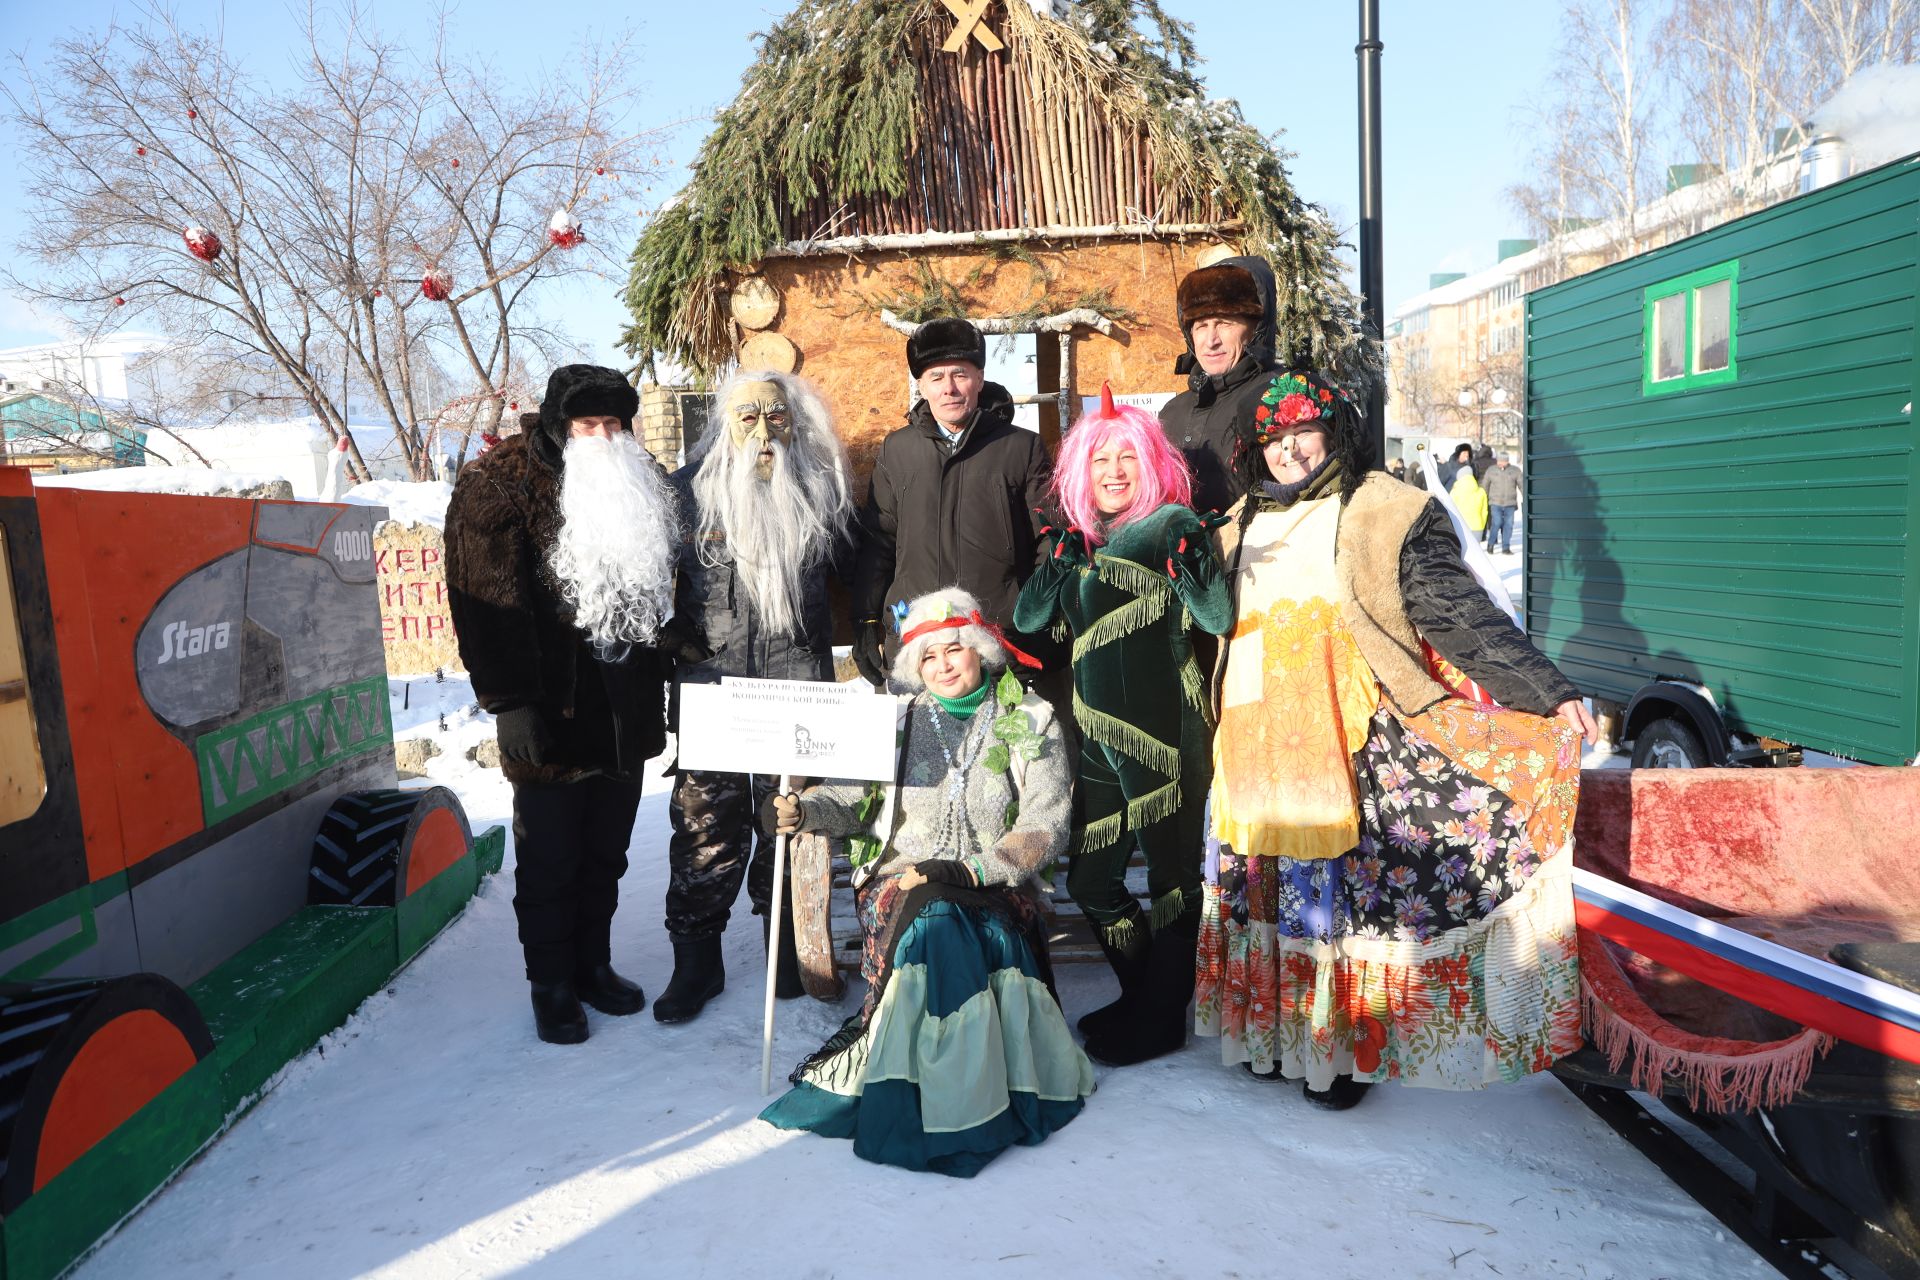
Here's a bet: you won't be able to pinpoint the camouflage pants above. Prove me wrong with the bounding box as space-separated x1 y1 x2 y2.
664 769 790 940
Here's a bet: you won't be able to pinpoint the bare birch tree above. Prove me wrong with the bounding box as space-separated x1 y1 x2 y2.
1510 0 1660 262
5 3 660 479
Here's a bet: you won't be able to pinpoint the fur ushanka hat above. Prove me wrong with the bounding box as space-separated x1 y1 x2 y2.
906 317 987 378
1176 262 1265 333
890 587 1012 690
530 363 640 471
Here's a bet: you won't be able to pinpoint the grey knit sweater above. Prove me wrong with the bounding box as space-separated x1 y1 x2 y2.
796 689 1071 889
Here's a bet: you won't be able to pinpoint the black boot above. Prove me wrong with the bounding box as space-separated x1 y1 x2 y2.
1084 908 1199 1067
530 980 589 1044
574 962 646 1016
1077 924 1149 1039
1303 1074 1373 1110
653 935 726 1024
763 913 804 1000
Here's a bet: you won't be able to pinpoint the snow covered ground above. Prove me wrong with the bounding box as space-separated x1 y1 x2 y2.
70 673 1775 1280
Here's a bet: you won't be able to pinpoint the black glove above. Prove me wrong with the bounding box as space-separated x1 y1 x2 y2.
657 616 714 666
912 859 976 887
852 619 888 688
494 706 553 767
758 789 803 837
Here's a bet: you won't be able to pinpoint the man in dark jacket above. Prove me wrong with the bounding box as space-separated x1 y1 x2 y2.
1438 443 1474 491
1156 255 1280 514
445 364 676 1044
849 317 1053 685
654 371 857 1024
1483 452 1521 553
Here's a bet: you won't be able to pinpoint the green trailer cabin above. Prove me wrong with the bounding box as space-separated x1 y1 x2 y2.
1525 152 1920 766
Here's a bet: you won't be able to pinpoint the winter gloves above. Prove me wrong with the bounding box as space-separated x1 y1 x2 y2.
852 618 888 688
495 706 555 767
911 859 978 888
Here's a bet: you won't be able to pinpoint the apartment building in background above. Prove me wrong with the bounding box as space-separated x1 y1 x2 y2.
1385 133 1848 455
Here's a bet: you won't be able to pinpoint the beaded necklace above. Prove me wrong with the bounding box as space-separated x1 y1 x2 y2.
924 696 996 858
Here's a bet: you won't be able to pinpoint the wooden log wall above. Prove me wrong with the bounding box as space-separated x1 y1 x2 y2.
782 20 1221 242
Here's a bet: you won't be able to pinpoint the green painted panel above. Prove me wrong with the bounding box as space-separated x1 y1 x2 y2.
395 852 480 963
1526 155 1920 763
0 1060 225 1280
473 825 505 877
188 905 396 1107
194 677 392 825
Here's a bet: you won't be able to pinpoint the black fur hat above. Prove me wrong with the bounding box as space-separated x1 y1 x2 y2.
906 317 986 377
530 364 639 471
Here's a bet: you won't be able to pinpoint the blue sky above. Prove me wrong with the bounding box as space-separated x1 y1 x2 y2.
0 0 1561 365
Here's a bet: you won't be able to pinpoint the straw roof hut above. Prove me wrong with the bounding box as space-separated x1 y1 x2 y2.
622 0 1375 478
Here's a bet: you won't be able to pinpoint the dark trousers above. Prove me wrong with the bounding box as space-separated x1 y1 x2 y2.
665 769 786 940
1066 739 1206 948
510 773 644 983
1486 504 1517 552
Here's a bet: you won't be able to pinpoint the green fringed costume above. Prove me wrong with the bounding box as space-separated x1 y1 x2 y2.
1014 502 1232 947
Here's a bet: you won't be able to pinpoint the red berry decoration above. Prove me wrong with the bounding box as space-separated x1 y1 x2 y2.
420 266 453 302
508 401 518 411
187 108 197 119
450 157 460 169
372 288 383 298
546 207 584 249
182 224 223 263
113 296 126 307
135 145 147 156
595 166 605 176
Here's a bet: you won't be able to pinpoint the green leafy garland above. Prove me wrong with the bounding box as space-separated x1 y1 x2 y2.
621 0 1377 391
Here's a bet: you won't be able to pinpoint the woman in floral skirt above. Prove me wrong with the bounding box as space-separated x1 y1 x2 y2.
1197 370 1598 1109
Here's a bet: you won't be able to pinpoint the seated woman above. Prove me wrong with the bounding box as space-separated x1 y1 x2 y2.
759 587 1094 1177
1198 369 1598 1110
1013 386 1232 1066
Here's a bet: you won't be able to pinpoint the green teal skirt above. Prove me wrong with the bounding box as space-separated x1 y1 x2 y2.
760 898 1095 1178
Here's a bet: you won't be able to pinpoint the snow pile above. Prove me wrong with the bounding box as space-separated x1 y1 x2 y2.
338 478 454 530
32 465 290 497
1812 62 1920 169
143 419 334 496
69 678 1769 1280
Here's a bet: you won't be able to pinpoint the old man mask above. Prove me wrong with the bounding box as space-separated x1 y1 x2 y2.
724 379 793 480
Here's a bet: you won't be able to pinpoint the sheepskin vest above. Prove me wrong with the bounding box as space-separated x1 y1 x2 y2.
1213 471 1449 716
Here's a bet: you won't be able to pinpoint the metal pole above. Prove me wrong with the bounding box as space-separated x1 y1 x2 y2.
1357 0 1386 468
761 772 793 1095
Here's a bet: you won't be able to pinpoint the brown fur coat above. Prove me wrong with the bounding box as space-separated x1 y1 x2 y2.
444 434 669 784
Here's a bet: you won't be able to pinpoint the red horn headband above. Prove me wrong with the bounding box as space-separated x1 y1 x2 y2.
1099 380 1116 416
899 610 1043 670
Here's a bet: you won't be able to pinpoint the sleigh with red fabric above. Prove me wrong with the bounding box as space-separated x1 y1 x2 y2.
1560 767 1920 1280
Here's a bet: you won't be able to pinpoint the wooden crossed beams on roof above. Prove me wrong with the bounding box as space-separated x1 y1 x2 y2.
939 0 1004 53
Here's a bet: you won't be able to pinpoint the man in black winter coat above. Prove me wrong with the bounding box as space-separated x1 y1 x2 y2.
653 370 858 1024
445 364 677 1045
1156 256 1281 515
849 317 1053 685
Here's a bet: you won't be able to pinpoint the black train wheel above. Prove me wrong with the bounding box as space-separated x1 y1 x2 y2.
309 787 472 907
0 973 212 1214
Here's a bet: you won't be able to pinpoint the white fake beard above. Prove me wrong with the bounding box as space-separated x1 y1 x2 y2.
691 434 849 639
550 432 678 651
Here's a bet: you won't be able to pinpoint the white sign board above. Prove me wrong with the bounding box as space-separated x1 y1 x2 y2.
678 679 901 781
1077 391 1173 420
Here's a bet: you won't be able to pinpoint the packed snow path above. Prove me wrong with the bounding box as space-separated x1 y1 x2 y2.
77 680 1770 1280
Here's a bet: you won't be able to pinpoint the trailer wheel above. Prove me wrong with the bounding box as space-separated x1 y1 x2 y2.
0 974 212 1213
1631 717 1708 769
309 787 473 908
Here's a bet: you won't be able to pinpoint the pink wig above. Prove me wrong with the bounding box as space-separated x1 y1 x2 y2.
1051 399 1193 546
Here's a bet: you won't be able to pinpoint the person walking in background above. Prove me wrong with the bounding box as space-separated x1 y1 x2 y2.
444 365 676 1045
849 318 1053 689
1156 256 1281 514
1437 442 1473 491
1386 457 1407 483
1450 461 1490 539
1483 453 1521 554
1015 388 1232 1067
